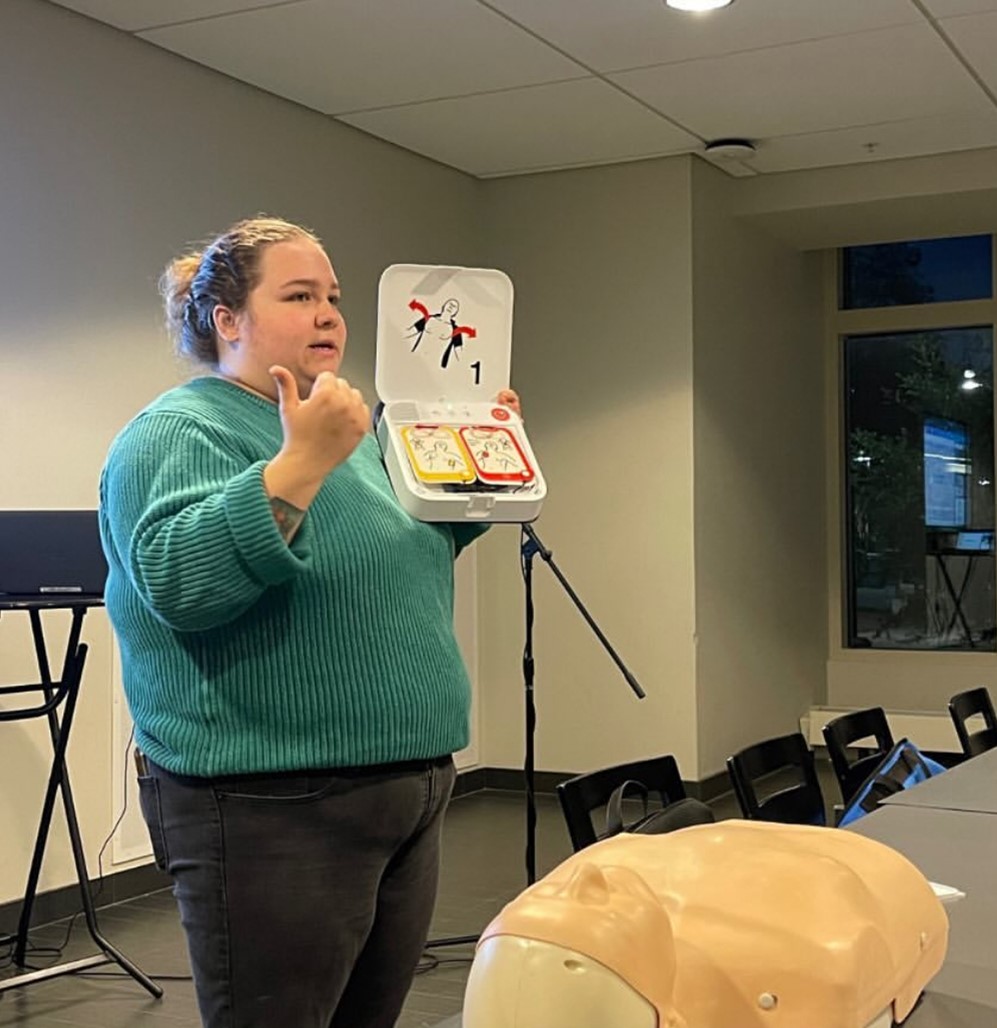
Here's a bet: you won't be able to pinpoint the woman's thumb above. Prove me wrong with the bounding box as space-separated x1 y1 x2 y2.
269 365 300 409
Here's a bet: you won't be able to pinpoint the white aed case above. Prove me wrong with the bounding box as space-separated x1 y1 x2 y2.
375 263 546 523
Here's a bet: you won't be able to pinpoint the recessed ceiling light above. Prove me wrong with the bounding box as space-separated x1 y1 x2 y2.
666 0 735 11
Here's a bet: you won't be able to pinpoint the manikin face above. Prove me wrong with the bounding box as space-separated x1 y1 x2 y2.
441 298 460 320
215 237 346 399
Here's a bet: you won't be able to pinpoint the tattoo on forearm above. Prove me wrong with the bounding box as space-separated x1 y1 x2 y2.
270 496 305 543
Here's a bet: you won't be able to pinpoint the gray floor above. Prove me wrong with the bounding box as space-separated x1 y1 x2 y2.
0 770 827 1028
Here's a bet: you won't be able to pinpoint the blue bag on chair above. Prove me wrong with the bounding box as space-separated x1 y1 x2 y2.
838 739 947 827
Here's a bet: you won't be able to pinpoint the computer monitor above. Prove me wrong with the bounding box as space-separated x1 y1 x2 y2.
924 416 969 528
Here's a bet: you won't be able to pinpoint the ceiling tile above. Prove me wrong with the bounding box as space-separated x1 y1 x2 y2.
338 79 699 177
748 109 997 173
45 0 294 32
921 0 997 16
941 11 997 92
41 0 997 181
138 0 586 115
485 0 921 73
610 24 993 141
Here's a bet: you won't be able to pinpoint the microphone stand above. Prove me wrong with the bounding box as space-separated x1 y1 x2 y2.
426 521 645 949
519 522 645 883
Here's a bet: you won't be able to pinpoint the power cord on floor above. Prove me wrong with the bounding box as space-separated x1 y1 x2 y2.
416 949 475 975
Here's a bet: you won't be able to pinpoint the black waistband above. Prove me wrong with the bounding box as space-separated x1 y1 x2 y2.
145 753 453 787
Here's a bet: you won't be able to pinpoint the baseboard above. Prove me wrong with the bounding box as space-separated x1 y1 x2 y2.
682 768 733 803
0 863 171 935
452 767 487 797
472 767 570 794
456 766 733 803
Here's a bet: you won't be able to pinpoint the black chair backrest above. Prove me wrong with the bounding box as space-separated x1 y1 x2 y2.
726 732 825 826
949 687 997 758
556 755 686 852
822 707 894 805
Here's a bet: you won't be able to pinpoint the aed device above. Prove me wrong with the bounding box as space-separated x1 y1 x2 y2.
375 264 545 522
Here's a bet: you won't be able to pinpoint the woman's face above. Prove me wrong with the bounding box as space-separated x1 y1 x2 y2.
217 237 347 399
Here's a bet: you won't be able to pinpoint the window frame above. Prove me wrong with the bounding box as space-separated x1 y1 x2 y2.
826 236 997 662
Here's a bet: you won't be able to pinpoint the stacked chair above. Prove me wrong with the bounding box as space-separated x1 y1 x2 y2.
556 754 694 852
726 732 826 826
822 706 894 806
948 687 997 758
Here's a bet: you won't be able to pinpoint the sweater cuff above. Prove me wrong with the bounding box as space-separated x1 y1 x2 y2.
224 462 313 583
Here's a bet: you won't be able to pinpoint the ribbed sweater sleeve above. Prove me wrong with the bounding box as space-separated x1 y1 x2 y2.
101 412 311 631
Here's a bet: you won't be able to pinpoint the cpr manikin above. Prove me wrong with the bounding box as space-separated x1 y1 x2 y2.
464 822 947 1028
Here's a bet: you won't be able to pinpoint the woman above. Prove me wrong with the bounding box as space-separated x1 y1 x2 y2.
99 215 518 1028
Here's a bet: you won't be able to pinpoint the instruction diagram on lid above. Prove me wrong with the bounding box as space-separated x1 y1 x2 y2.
407 297 478 370
377 265 511 403
375 264 545 523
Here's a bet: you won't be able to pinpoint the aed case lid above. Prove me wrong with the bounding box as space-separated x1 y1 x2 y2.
375 264 514 403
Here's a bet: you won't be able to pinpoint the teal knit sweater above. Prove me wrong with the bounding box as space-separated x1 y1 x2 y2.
99 377 484 776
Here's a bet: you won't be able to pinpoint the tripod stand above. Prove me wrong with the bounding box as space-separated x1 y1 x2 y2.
426 521 645 949
518 522 645 882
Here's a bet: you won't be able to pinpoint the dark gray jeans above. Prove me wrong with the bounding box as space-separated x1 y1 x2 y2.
137 755 456 1028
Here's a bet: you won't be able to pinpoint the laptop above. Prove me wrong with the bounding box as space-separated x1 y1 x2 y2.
0 510 108 601
955 530 995 554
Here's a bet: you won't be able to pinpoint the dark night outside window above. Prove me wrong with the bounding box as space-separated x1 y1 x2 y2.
841 235 993 309
845 327 995 650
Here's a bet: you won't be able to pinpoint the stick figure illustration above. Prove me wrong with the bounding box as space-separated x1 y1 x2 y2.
407 297 478 369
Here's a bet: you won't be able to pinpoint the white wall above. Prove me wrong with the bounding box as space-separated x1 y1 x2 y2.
472 156 831 782
477 158 699 777
0 0 480 907
736 147 997 249
690 161 826 776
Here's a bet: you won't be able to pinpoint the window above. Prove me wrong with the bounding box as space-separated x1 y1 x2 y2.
841 235 992 309
844 327 995 649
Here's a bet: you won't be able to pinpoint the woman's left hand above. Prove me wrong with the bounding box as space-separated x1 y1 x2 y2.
496 389 522 418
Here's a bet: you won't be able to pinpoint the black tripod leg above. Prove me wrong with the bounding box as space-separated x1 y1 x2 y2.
522 534 538 886
13 694 72 966
13 610 83 965
17 613 163 998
